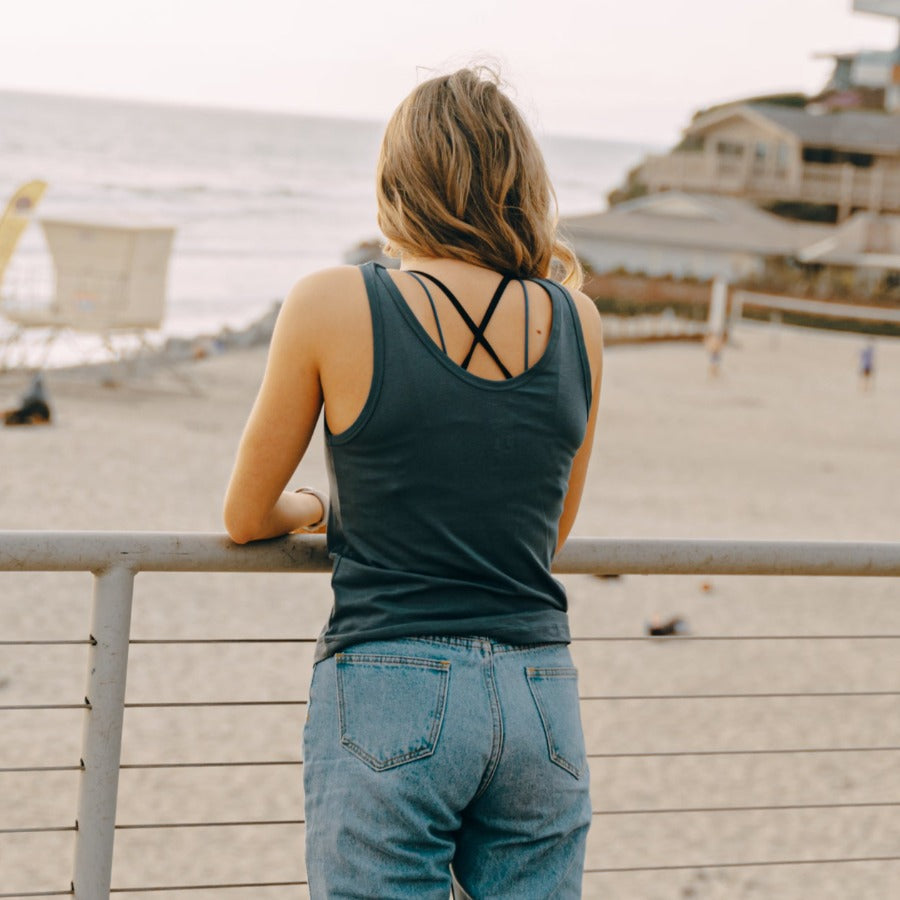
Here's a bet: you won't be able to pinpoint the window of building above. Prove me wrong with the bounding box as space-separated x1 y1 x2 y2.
803 146 834 164
716 140 745 157
802 146 875 167
776 142 790 172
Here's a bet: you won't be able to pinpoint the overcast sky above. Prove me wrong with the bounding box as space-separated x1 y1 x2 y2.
0 0 895 143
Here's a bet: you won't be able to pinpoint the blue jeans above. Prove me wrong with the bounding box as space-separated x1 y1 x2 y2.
303 636 591 899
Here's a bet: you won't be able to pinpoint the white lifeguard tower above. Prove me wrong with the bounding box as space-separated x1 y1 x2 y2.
0 183 175 369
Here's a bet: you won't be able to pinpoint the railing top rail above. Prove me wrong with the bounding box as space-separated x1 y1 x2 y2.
0 532 898 576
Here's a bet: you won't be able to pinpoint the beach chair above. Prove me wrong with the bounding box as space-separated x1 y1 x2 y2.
0 216 175 370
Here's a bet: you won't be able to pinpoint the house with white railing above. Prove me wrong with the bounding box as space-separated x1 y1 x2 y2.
634 104 900 222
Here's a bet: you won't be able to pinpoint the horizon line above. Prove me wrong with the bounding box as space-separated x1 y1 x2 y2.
0 84 666 149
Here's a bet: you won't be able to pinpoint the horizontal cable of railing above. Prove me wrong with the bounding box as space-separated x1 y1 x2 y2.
9 687 900 714
127 637 316 644
593 800 900 815
6 741 900 777
573 633 900 641
2 532 899 575
585 856 900 874
0 761 301 774
115 820 303 830
0 892 74 898
0 640 93 646
0 886 310 898
7 746 900 775
0 703 89 710
10 860 900 895
2 700 304 710
96 796 900 829
580 690 900 699
11 792 898 837
108 884 308 894
122 700 306 708
588 745 900 757
9 633 900 645
15 632 900 646
0 825 76 834
120 760 300 769
7 742 900 777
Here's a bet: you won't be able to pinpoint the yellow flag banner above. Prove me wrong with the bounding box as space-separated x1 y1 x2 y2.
0 180 48 281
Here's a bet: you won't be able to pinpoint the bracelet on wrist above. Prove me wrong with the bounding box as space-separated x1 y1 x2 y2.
294 486 328 532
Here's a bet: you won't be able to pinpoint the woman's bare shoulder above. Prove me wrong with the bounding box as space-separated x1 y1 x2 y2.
563 286 603 389
285 265 366 310
567 287 603 345
277 265 367 334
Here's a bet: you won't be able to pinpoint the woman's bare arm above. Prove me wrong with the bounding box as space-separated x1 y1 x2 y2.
223 272 331 544
556 289 603 554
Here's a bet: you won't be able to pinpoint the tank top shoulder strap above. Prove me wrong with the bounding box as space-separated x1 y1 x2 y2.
359 260 389 338
355 261 388 405
530 277 593 412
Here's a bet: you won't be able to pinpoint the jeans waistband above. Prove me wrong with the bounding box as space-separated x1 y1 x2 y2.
394 635 567 654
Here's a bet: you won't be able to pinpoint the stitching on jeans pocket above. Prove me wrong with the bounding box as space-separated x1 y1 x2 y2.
336 653 450 772
525 666 586 778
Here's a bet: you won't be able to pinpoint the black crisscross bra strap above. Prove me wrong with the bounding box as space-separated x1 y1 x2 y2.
408 270 514 379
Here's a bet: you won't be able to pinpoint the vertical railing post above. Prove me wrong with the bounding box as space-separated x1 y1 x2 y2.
71 565 135 900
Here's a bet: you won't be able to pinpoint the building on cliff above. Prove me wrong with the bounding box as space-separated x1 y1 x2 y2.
628 103 900 223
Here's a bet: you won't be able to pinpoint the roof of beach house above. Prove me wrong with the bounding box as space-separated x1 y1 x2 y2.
688 103 900 155
753 105 900 153
562 192 833 257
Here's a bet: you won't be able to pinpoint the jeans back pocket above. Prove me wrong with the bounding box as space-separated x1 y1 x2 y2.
525 666 587 778
336 653 450 771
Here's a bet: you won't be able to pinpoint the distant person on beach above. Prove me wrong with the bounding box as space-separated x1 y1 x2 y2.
859 340 875 391
706 333 723 378
224 67 602 899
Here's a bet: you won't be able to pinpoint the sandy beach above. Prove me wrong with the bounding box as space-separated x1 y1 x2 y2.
1 321 899 898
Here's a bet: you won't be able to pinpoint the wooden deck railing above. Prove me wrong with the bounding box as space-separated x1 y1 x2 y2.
639 153 900 215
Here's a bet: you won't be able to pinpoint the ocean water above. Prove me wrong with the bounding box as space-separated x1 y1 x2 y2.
0 90 652 352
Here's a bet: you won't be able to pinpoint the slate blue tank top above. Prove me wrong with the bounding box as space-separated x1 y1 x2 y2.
315 261 592 661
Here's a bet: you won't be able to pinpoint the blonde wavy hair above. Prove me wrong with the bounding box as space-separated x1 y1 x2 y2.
376 67 582 289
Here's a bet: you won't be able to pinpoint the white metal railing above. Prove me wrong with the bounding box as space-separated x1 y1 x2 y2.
639 154 900 213
732 290 900 325
2 532 900 898
598 314 708 344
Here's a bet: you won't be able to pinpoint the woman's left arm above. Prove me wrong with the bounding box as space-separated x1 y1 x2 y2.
223 276 327 544
555 288 603 554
